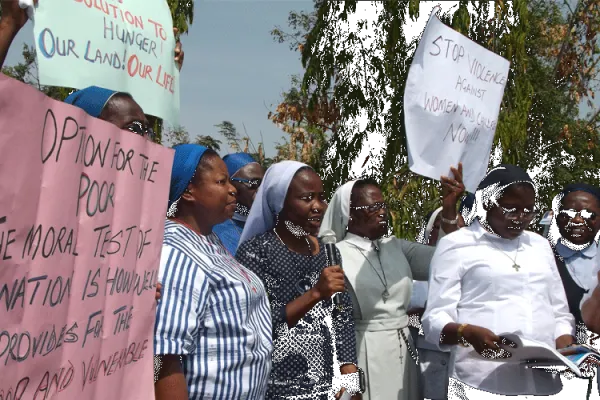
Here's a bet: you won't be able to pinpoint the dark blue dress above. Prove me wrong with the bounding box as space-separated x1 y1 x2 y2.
236 231 357 400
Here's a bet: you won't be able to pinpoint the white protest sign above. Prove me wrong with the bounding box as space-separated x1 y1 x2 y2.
404 13 510 192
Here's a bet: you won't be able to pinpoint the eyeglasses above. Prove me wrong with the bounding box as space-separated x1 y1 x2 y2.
350 202 387 213
558 209 597 221
126 121 155 141
231 177 262 190
499 207 537 220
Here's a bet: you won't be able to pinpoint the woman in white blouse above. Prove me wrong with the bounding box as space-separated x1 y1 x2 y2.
318 171 464 400
546 184 600 392
422 164 576 397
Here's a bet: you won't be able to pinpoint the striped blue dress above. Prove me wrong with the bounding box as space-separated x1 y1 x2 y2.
154 220 273 400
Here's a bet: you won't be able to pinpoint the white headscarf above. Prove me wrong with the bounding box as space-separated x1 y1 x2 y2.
419 207 443 245
239 160 309 245
319 180 358 241
18 0 35 19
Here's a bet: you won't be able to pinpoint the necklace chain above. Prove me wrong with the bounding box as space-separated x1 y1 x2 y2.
485 236 521 271
348 242 390 301
273 226 312 255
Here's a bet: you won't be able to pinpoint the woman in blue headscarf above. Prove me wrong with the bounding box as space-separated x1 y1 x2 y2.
548 183 600 327
547 183 600 393
64 86 156 140
154 144 273 400
213 152 265 254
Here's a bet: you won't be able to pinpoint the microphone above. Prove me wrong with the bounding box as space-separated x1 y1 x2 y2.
321 230 344 307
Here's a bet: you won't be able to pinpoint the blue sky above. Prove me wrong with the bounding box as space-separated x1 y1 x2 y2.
5 0 313 157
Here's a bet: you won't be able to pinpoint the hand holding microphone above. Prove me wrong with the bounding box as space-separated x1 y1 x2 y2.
320 230 345 307
314 264 345 301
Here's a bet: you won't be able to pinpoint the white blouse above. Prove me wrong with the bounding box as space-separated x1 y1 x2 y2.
422 220 575 396
557 239 598 291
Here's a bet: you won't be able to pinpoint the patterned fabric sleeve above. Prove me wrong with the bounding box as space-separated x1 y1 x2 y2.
236 238 288 336
154 245 210 355
333 247 358 365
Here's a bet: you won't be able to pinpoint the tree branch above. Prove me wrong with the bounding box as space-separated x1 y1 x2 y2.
552 0 583 79
586 107 600 128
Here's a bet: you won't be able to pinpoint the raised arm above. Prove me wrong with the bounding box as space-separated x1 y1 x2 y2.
439 163 465 236
398 239 435 281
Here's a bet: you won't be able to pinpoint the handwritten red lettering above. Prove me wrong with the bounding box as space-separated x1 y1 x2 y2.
127 55 153 82
147 19 167 41
155 65 175 94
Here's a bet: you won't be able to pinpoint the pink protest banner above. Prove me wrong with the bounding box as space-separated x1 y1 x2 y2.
0 75 173 399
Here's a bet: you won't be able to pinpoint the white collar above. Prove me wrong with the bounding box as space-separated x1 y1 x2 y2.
345 232 378 252
470 219 531 246
556 242 598 259
232 212 247 223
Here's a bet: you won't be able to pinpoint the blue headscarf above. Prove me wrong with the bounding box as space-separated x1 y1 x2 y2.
168 144 209 213
552 183 600 211
64 86 122 118
223 152 258 177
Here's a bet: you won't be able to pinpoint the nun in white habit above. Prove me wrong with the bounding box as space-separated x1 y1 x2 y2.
319 179 435 400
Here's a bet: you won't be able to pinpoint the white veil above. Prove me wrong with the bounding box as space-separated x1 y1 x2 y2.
239 160 309 245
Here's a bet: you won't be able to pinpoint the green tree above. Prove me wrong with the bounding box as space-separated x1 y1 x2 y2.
268 75 332 171
213 120 274 167
195 134 222 151
168 0 195 35
162 125 222 151
280 0 600 240
162 125 191 147
2 43 72 100
216 121 242 152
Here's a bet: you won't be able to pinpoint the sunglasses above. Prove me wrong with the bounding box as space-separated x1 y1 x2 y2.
231 177 262 190
558 209 597 221
499 207 538 220
126 121 155 141
350 202 388 213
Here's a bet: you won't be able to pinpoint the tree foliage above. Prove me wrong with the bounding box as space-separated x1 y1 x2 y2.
267 75 333 170
276 0 600 240
2 43 73 100
162 125 223 151
168 0 195 35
